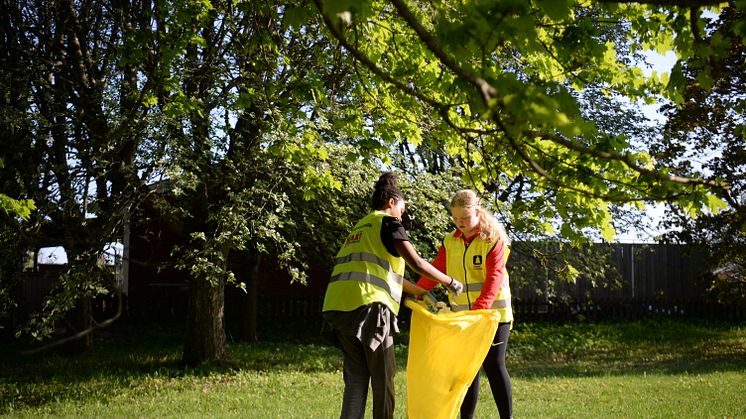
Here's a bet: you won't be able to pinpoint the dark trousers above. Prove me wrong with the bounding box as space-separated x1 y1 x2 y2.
460 322 512 419
336 332 396 419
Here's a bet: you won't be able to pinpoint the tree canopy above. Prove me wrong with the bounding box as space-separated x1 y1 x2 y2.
2 0 745 364
654 5 745 303
310 0 743 242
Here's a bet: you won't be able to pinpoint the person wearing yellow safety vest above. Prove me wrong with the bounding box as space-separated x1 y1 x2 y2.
322 172 464 419
417 189 513 419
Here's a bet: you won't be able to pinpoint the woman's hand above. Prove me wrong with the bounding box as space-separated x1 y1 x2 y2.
446 277 464 296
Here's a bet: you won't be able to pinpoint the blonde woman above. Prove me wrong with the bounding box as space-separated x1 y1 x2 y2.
417 189 513 419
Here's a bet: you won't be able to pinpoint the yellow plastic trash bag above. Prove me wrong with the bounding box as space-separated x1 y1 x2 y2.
405 299 500 419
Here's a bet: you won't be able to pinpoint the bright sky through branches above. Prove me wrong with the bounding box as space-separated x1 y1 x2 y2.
615 50 677 244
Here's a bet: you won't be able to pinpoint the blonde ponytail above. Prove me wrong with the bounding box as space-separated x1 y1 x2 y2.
450 190 510 245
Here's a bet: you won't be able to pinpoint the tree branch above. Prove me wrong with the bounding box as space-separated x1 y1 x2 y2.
311 0 447 111
389 0 732 202
315 0 738 207
388 0 499 105
22 286 123 355
313 0 505 138
690 6 703 44
521 133 692 200
595 0 723 6
505 131 634 202
527 129 733 195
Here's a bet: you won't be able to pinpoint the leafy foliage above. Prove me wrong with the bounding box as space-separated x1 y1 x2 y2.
3 0 746 364
311 0 741 244
653 7 746 304
0 0 153 346
509 240 622 304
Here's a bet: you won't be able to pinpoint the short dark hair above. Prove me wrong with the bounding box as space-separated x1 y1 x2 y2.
371 171 404 210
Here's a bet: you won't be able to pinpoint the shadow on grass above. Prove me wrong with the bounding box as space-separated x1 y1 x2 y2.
0 321 187 413
0 319 345 413
0 317 743 413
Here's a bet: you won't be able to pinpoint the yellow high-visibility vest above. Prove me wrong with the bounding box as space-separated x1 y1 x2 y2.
444 231 513 323
323 211 406 315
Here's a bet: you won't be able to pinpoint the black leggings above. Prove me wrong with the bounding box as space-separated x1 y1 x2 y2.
460 322 512 419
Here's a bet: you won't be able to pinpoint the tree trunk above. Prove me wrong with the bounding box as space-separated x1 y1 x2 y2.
182 276 226 366
67 298 93 353
64 250 96 354
239 252 261 342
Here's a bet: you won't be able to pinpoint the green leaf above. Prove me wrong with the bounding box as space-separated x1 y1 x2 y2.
705 194 728 214
666 62 686 102
696 70 713 90
538 0 570 21
283 6 310 29
600 220 616 242
0 194 35 221
564 263 580 283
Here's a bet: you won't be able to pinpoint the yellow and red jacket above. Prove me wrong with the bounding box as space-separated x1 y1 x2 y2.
418 230 512 323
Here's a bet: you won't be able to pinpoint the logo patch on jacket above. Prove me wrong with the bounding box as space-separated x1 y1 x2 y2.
472 255 483 270
344 231 362 245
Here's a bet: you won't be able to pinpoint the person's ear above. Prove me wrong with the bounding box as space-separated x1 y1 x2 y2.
388 197 396 208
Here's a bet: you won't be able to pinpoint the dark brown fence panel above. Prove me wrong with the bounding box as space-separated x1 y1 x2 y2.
513 298 744 321
620 244 709 301
20 271 59 315
507 243 740 321
13 244 742 344
258 295 324 319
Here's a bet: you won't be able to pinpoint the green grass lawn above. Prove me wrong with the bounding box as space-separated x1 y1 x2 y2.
1 318 744 418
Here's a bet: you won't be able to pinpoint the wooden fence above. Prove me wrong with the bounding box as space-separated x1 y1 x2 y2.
512 298 744 321
509 243 711 302
255 244 744 323
12 244 745 333
602 243 709 301
255 295 744 324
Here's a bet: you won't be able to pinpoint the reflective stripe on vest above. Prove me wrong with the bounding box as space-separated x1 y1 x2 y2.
451 298 508 311
329 252 404 303
450 280 510 311
323 211 406 314
335 251 396 273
